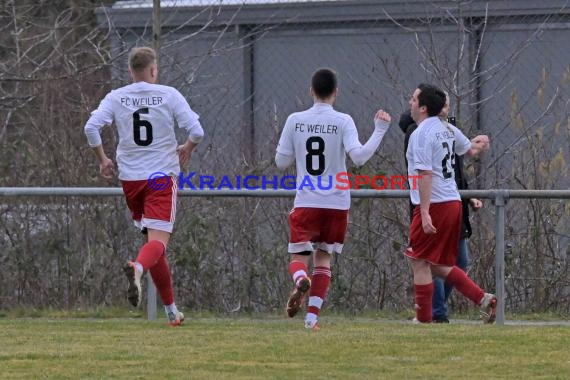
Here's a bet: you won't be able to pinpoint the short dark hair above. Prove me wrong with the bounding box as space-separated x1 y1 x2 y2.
417 83 446 117
311 68 337 99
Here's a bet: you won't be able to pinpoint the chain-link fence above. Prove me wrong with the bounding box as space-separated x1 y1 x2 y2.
0 0 569 315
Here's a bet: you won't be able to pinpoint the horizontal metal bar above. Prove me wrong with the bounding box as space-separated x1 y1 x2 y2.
460 189 570 199
1 187 570 199
0 187 125 196
101 0 570 28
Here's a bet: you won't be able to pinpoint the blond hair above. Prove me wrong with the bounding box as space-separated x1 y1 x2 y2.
128 47 156 73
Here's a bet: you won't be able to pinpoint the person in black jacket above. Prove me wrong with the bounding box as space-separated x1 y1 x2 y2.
399 97 483 323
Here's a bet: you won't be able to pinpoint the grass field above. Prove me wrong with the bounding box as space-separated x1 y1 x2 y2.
1 314 569 379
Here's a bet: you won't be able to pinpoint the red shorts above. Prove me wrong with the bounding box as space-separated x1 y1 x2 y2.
121 176 178 233
288 207 349 254
404 201 462 266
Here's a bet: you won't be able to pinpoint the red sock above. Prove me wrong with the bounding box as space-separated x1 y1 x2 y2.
149 254 174 306
135 240 165 270
414 283 433 323
445 266 485 305
307 266 331 316
288 260 309 285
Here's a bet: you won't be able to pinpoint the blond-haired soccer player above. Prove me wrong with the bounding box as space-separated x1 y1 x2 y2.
276 68 391 330
84 47 204 326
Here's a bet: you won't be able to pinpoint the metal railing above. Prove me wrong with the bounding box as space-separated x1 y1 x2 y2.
2 187 570 325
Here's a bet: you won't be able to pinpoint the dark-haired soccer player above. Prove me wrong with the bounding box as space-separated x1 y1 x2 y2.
275 67 392 330
399 93 485 323
405 83 497 323
84 46 204 326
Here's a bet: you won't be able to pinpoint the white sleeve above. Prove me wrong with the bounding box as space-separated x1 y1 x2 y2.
276 115 295 156
451 125 471 156
346 117 390 167
84 93 115 147
275 152 295 169
172 89 204 143
275 116 295 169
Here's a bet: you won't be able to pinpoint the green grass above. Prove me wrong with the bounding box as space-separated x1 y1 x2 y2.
0 316 569 379
0 306 144 319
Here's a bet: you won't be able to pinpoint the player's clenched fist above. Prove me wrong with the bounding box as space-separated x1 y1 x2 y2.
374 109 391 123
471 134 490 153
374 109 391 132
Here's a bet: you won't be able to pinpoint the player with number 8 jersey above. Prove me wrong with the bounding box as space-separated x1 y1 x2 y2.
84 47 204 326
275 68 391 330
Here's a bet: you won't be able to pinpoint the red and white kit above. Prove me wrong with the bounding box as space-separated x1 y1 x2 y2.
405 116 471 263
84 82 203 232
277 103 388 252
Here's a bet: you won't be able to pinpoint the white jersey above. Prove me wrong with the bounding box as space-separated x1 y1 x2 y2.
84 81 203 180
276 103 363 210
406 116 471 205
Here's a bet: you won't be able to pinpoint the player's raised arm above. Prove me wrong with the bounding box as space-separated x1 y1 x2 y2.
346 109 391 167
450 124 489 158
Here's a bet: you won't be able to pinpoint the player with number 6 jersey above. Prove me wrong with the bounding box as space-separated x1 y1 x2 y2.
84 47 204 327
275 68 391 330
84 70 202 181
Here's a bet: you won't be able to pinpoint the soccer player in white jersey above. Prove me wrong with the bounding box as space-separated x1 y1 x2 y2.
275 68 391 330
84 47 204 326
405 83 497 323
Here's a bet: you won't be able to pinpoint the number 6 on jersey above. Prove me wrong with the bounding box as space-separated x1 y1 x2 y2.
133 107 153 146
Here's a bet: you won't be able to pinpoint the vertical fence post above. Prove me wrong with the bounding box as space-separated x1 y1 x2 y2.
494 190 508 325
146 0 161 322
147 276 158 321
